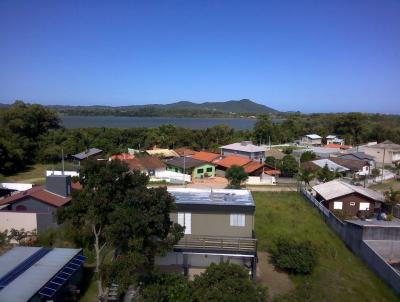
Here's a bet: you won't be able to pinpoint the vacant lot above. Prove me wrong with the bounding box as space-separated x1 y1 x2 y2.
370 179 400 192
1 163 77 185
253 191 399 302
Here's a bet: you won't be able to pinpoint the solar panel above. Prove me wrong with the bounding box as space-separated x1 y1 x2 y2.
57 272 70 279
0 248 52 291
39 252 86 299
39 287 55 297
45 282 59 290
52 277 65 285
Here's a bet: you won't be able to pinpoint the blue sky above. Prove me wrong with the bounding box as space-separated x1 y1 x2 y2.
0 0 399 113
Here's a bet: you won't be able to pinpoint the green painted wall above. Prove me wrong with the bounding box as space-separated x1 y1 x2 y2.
166 163 216 178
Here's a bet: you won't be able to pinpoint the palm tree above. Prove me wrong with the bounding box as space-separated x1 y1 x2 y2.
297 168 315 186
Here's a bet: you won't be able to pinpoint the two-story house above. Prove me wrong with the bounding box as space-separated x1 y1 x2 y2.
301 134 322 146
326 135 344 145
219 141 266 161
156 188 257 278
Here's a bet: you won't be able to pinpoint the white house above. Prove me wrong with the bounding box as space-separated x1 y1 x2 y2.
300 134 322 146
326 135 344 145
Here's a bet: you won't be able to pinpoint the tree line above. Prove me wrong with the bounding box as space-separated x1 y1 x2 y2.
1 101 400 176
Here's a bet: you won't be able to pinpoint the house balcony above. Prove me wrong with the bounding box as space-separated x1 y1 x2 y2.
174 235 257 255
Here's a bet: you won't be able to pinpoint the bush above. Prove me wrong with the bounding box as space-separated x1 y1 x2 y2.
271 237 318 274
386 214 394 221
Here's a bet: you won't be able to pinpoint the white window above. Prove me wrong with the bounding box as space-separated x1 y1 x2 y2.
178 212 191 234
333 201 343 210
359 202 370 211
230 214 245 227
350 202 356 206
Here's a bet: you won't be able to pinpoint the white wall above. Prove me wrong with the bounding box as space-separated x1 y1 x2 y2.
46 170 79 177
0 183 33 191
246 175 276 185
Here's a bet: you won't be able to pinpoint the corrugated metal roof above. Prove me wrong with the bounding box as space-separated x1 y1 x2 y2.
0 247 81 302
72 148 102 160
168 188 254 206
313 180 384 202
305 134 322 139
220 141 266 153
312 159 349 172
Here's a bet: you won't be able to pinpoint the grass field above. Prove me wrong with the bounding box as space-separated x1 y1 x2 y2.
370 179 400 192
253 191 399 302
0 163 77 185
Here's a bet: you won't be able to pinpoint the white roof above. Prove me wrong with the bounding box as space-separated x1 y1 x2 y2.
220 141 266 153
313 180 384 202
326 135 337 139
312 159 349 172
305 134 322 139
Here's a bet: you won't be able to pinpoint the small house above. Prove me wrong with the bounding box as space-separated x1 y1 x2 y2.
326 135 344 145
220 141 266 161
72 148 103 166
312 180 384 216
0 175 72 232
125 156 166 176
301 134 322 146
165 157 216 178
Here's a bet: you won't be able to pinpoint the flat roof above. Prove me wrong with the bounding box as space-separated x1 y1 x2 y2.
220 141 266 153
0 247 81 302
168 188 254 206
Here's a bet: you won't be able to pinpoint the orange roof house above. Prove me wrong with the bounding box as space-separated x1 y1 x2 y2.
215 155 252 169
243 161 265 176
325 144 352 150
192 151 220 163
174 148 197 157
109 153 135 161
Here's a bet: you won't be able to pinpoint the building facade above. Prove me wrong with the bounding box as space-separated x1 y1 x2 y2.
156 188 257 278
220 141 266 161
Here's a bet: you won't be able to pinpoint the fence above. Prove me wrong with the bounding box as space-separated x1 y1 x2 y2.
300 184 400 295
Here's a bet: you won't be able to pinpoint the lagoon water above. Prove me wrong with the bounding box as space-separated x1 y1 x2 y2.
60 115 257 130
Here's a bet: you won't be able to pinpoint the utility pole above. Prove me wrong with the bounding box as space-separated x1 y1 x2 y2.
381 147 386 183
61 148 65 175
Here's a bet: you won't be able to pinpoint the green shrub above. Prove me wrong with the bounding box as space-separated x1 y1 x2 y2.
271 237 318 274
386 214 394 221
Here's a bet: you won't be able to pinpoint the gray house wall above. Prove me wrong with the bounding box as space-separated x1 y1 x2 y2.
10 198 57 213
221 149 264 160
170 211 253 238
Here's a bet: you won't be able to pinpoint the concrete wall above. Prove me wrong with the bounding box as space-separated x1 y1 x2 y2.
0 212 38 232
171 211 253 237
301 186 400 295
361 241 400 295
0 211 56 233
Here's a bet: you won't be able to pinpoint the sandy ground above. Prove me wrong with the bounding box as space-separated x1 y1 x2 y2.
256 252 295 300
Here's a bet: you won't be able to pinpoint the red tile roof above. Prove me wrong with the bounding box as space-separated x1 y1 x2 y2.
215 155 251 169
243 161 265 173
264 169 281 176
125 156 166 171
325 144 352 150
109 153 135 161
192 151 220 163
174 148 197 156
0 186 71 208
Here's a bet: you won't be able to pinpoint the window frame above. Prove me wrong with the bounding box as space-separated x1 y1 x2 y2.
230 214 245 227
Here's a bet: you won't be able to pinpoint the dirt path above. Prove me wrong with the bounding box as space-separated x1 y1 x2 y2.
256 252 295 300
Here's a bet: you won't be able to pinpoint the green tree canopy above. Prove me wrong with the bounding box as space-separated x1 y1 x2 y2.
280 155 298 177
300 151 316 163
225 165 249 188
191 262 266 302
58 160 183 299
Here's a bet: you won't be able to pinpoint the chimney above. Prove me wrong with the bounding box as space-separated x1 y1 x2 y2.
45 175 72 197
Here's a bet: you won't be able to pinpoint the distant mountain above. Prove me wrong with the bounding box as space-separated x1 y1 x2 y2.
48 99 277 114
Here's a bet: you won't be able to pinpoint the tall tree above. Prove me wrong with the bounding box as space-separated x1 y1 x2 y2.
384 188 400 215
300 151 316 163
253 114 273 145
58 160 183 300
280 155 299 177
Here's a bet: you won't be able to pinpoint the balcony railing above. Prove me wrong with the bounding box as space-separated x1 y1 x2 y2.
174 235 257 254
